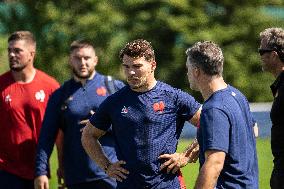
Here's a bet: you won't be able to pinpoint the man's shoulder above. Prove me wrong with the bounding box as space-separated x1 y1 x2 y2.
53 79 73 96
98 73 125 91
203 89 231 111
203 85 249 112
0 71 11 80
154 81 181 95
0 71 13 89
35 69 59 87
155 81 196 101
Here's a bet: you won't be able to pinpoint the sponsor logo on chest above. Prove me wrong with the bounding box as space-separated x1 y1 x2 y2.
121 106 128 114
120 101 166 116
4 89 46 104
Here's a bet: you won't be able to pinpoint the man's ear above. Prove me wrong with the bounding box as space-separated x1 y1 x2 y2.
272 51 282 62
151 60 157 72
30 51 36 59
94 55 98 67
193 66 200 78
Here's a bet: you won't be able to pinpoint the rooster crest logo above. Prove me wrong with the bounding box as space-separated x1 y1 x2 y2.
35 90 45 102
153 101 165 113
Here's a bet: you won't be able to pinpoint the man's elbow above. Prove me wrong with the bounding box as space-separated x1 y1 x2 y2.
213 159 224 175
205 150 225 174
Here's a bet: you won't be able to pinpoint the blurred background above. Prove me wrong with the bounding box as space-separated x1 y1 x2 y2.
0 0 283 103
1 1 282 187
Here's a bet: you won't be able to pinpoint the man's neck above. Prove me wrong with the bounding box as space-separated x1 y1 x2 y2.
11 67 36 83
273 65 284 78
200 76 227 101
73 71 96 86
132 78 157 93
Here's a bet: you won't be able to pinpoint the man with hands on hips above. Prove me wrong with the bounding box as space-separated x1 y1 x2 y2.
82 39 201 189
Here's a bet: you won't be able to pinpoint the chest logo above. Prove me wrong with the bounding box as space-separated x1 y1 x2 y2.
5 94 12 103
153 101 165 113
35 90 45 102
231 92 236 97
121 106 128 114
96 86 107 96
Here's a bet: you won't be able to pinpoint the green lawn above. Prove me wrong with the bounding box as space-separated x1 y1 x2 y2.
49 138 272 188
177 138 273 189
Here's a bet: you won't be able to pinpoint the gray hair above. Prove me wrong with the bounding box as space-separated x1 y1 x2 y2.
260 27 284 62
186 41 224 76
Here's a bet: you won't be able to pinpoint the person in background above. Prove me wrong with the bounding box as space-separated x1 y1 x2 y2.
34 39 124 189
185 41 258 188
81 39 201 189
259 27 284 189
0 31 59 189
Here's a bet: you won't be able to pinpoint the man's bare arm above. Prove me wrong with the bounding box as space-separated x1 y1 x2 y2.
189 107 201 127
81 122 129 181
194 150 225 189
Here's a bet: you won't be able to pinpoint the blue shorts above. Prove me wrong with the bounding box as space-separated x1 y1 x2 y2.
0 169 33 189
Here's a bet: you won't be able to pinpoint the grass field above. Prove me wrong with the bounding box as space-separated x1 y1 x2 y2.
177 138 273 189
49 138 272 188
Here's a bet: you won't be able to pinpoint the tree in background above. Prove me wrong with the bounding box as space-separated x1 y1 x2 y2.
0 0 283 102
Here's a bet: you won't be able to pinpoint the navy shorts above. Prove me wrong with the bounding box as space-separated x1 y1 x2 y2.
67 178 116 189
0 169 33 189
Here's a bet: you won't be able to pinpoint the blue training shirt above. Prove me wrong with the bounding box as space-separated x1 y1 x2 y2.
35 73 124 186
198 85 258 189
89 81 201 189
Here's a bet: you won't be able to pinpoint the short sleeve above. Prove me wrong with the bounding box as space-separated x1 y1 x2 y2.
89 98 112 131
176 89 201 120
200 108 230 153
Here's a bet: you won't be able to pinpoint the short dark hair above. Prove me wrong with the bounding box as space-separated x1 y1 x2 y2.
70 39 95 53
119 39 155 61
8 31 36 47
186 41 224 76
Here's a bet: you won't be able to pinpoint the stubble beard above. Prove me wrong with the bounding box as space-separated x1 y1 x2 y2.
73 68 94 79
9 60 26 72
127 76 148 90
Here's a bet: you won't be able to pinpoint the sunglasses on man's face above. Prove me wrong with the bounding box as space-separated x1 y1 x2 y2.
258 48 274 56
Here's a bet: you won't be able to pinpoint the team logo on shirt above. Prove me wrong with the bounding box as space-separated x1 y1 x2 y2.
35 90 45 102
96 86 107 96
5 94 12 103
153 101 165 113
121 106 128 114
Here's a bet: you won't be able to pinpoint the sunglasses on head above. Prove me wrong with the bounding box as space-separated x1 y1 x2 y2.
258 48 274 56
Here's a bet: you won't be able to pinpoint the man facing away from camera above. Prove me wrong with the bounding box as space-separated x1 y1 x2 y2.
185 41 258 189
81 39 201 189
